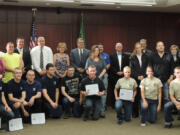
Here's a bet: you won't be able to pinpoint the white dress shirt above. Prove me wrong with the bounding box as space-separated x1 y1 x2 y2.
30 45 53 73
117 52 122 70
78 48 83 56
137 54 142 67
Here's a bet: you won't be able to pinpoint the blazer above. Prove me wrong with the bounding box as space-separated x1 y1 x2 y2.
14 48 32 71
70 48 90 69
109 52 129 83
130 53 149 84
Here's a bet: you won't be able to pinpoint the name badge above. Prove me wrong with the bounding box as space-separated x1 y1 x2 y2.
8 118 23 132
31 113 45 125
0 87 2 91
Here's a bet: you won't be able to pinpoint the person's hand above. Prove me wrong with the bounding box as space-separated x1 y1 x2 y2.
82 91 88 96
157 104 161 112
13 102 21 109
40 70 46 76
138 76 144 81
117 72 123 76
58 73 64 78
23 100 29 106
29 97 35 106
5 105 12 112
97 92 104 96
23 110 29 117
131 97 135 102
115 97 120 101
68 97 75 103
143 100 148 108
51 102 58 109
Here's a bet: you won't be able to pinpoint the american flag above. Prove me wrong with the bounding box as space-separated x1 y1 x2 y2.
29 8 37 50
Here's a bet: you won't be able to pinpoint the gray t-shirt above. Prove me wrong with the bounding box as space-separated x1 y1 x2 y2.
85 57 106 76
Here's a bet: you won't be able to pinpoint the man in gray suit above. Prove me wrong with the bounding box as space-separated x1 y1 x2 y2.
70 38 90 77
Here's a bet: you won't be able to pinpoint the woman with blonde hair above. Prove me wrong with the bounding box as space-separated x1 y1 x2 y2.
53 42 70 78
130 42 149 118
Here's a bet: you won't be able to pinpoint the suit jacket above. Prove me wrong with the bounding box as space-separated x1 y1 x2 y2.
70 48 90 69
109 52 130 83
14 48 32 71
130 53 149 84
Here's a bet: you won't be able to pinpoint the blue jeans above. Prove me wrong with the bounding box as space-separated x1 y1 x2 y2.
63 97 82 117
162 82 170 103
84 98 101 120
44 102 63 118
141 99 158 124
115 100 132 121
100 74 108 113
164 101 175 123
0 104 14 120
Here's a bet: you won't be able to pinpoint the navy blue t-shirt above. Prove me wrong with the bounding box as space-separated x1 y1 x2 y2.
7 79 26 99
41 75 59 102
25 80 42 101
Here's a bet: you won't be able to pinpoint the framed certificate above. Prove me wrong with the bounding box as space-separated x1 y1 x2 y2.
85 84 99 96
119 89 133 101
31 113 45 125
8 118 23 132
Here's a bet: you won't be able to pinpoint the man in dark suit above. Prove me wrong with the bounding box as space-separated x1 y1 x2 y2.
70 38 90 77
109 42 130 107
14 37 32 79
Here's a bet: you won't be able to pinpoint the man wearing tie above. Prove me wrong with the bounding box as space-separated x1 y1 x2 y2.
30 36 53 79
109 43 130 107
14 37 32 79
70 38 90 77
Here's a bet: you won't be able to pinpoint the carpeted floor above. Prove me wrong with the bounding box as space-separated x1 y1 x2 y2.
2 108 180 135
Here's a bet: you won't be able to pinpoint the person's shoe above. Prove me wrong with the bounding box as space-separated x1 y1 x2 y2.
141 123 146 127
117 120 123 125
63 113 70 119
83 117 88 121
164 123 173 128
100 112 106 118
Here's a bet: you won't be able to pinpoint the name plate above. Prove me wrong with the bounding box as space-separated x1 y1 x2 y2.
31 113 45 125
85 84 99 96
8 118 23 132
119 89 133 101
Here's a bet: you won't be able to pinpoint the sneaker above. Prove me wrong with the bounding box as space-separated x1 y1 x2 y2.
141 123 146 127
164 123 173 128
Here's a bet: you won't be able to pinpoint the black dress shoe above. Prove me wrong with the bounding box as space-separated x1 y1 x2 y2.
164 123 173 129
